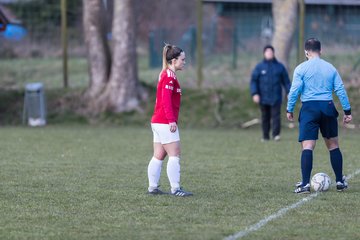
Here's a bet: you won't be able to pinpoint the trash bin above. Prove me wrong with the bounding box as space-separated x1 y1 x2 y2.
22 82 46 126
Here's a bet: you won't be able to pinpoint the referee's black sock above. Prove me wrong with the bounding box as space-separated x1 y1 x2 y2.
301 149 313 186
330 148 343 183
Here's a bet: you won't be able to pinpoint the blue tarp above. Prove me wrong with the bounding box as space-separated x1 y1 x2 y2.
0 23 27 41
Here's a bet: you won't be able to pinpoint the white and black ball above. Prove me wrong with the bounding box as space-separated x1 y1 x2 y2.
311 173 331 192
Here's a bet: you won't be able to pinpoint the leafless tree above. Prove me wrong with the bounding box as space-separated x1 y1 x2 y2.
272 0 298 69
83 0 145 114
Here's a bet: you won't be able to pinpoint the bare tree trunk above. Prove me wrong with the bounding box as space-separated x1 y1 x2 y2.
272 0 298 69
83 0 110 98
97 0 142 112
83 0 145 114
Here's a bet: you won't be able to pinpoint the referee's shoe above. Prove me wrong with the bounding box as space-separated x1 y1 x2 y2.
336 176 348 192
294 183 310 194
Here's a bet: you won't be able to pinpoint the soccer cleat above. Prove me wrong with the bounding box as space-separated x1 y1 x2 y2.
336 176 348 192
295 181 302 188
148 187 167 195
274 135 281 141
294 183 311 194
171 188 193 197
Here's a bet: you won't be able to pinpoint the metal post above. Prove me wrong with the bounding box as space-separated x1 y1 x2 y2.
149 31 156 68
232 26 238 69
297 0 305 64
61 0 68 88
196 0 204 88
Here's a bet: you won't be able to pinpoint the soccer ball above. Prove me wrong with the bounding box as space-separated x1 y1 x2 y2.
311 173 331 192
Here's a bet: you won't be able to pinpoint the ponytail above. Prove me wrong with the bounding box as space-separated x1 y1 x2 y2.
162 43 184 71
162 44 172 71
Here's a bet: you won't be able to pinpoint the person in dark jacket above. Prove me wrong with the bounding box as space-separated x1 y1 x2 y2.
250 45 291 141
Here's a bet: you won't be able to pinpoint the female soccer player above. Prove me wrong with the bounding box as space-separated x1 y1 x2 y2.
147 44 193 197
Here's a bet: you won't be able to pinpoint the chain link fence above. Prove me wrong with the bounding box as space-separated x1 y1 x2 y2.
1 0 359 89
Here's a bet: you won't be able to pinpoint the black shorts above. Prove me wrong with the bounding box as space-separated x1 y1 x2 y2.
298 101 339 142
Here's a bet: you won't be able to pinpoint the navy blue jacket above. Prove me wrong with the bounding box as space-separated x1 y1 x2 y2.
250 58 291 106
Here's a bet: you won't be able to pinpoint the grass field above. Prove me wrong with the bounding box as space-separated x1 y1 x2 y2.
0 126 359 240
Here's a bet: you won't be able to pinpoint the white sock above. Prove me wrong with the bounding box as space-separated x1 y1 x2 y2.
167 156 181 193
147 157 163 191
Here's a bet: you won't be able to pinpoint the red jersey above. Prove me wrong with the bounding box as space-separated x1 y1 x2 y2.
151 69 182 124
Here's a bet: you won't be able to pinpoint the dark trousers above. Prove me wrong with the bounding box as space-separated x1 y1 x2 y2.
260 103 281 139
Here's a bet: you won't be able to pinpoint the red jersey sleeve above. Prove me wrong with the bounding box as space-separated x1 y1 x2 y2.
161 76 176 123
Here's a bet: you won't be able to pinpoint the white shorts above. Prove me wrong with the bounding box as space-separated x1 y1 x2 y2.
151 123 180 144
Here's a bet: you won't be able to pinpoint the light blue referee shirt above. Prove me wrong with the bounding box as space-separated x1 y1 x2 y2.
287 56 351 113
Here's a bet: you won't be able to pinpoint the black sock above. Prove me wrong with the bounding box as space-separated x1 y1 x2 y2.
301 149 313 186
330 148 343 182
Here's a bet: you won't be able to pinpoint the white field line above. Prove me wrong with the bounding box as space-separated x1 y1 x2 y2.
224 168 360 240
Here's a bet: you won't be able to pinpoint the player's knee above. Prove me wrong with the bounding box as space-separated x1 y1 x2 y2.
165 142 181 157
154 151 167 160
327 142 339 151
302 141 315 150
168 151 180 158
325 138 339 150
172 149 181 157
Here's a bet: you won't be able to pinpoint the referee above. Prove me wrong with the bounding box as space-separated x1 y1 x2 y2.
286 38 352 194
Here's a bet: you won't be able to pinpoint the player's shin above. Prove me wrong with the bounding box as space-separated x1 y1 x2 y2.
330 148 343 183
148 157 163 191
301 149 313 186
167 156 181 193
